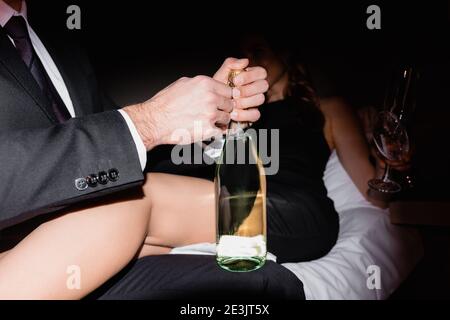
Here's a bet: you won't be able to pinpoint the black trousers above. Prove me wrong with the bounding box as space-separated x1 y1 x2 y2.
87 255 305 300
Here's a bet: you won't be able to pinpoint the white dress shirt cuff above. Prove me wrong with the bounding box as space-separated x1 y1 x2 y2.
118 109 147 171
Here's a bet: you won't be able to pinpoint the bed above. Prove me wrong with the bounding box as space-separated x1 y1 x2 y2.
171 150 423 300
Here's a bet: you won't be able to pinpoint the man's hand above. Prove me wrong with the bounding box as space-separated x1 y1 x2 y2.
214 58 268 122
122 57 268 151
123 76 235 150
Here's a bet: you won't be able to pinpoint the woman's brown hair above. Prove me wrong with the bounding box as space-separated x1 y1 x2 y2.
257 34 325 130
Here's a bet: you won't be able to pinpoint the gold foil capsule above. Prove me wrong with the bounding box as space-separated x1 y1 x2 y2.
228 69 243 88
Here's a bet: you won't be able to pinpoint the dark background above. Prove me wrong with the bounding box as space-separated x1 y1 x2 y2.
16 0 450 299
27 0 450 197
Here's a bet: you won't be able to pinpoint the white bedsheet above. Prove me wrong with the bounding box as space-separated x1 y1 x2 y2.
171 150 423 300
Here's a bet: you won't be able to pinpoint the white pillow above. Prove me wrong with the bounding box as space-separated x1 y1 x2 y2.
323 150 372 212
282 151 423 299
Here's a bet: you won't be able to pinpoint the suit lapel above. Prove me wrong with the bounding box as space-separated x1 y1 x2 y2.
0 27 58 123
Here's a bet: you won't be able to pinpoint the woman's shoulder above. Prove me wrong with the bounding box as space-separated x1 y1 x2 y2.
319 96 363 151
319 96 354 118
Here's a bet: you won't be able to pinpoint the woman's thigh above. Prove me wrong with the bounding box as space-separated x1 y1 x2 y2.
0 187 152 299
142 173 215 248
0 251 8 261
0 173 216 299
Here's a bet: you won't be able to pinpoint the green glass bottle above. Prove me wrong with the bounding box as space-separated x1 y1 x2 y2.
215 70 267 272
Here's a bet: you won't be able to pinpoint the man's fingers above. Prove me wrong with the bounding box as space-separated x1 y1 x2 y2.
211 79 234 98
214 111 231 126
227 58 250 71
213 57 249 83
233 67 268 87
217 97 235 113
230 108 261 123
238 79 269 98
235 94 266 109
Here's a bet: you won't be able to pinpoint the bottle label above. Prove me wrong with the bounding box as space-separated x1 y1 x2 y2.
217 235 267 258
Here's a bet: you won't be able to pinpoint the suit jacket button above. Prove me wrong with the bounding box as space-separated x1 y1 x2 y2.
86 174 98 187
108 168 119 182
98 171 108 185
75 178 88 191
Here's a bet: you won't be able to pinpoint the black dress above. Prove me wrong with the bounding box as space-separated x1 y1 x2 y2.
147 97 339 264
252 97 339 263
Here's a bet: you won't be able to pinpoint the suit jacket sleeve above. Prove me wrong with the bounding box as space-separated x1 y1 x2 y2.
0 110 145 230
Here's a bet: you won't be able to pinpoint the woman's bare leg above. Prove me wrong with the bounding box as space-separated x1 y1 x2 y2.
0 173 214 299
136 172 215 258
141 173 215 251
0 251 8 261
0 188 152 299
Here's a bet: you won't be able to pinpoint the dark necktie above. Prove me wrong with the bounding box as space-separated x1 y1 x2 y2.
4 16 71 123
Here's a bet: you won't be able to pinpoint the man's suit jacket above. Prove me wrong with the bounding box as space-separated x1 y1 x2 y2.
0 26 144 230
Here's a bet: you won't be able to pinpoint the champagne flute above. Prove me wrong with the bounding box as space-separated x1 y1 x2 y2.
368 111 410 193
384 66 419 189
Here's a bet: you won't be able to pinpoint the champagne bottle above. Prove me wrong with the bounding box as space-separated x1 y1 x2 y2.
215 70 267 272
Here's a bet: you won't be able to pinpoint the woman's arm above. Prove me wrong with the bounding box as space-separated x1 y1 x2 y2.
320 97 387 208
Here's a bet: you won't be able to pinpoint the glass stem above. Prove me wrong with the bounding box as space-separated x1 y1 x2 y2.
382 164 391 182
